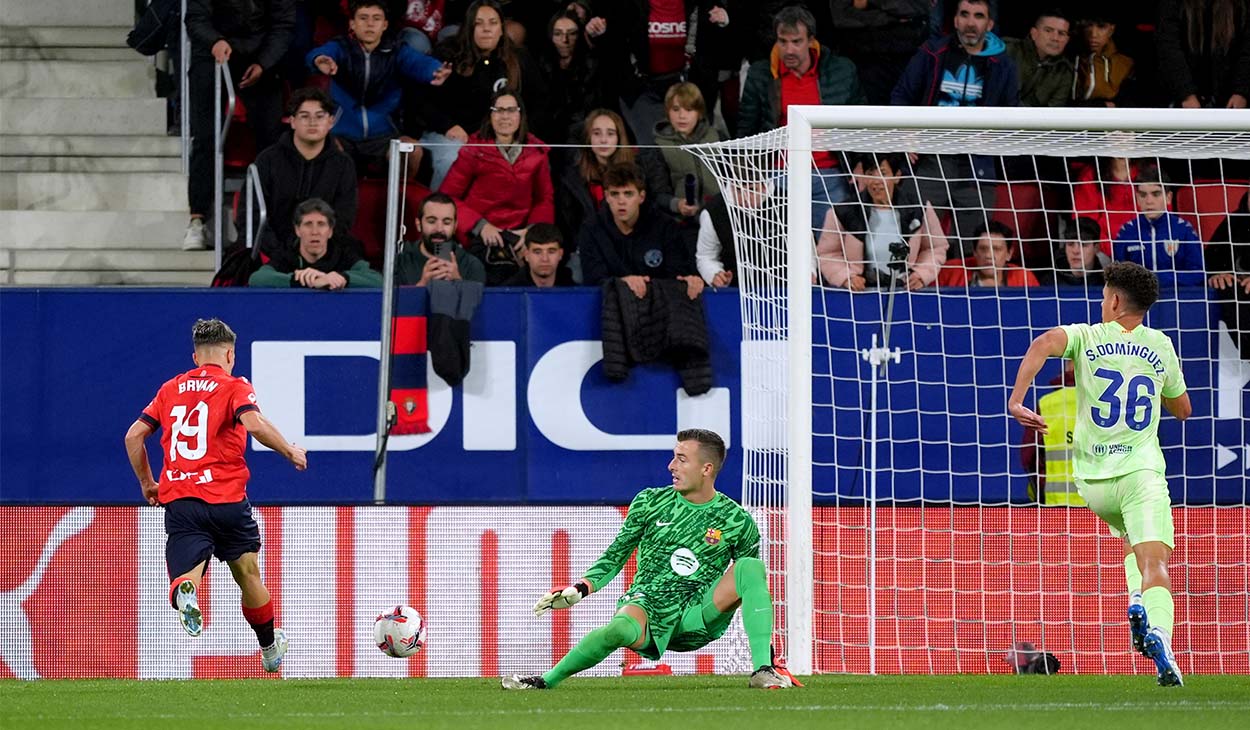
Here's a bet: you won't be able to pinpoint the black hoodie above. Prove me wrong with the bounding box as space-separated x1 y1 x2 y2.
577 200 694 285
253 130 359 254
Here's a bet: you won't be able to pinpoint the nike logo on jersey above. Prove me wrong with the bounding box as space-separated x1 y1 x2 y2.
656 520 673 526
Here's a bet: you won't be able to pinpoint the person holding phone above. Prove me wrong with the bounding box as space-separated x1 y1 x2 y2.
394 193 487 286
439 88 556 285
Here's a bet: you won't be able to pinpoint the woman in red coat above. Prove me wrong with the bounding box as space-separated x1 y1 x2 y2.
440 88 555 258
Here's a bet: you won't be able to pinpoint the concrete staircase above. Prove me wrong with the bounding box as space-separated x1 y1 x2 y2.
0 0 213 285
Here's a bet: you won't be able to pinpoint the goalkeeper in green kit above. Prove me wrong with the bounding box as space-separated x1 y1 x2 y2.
501 429 795 690
1009 262 1191 686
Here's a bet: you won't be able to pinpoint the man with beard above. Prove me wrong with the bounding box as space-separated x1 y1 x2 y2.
249 199 383 288
892 0 1019 257
394 193 487 286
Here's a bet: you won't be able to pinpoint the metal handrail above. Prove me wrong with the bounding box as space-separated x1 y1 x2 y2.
244 163 267 260
179 0 189 174
213 60 236 271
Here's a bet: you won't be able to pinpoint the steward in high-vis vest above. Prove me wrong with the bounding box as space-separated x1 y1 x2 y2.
1020 364 1085 505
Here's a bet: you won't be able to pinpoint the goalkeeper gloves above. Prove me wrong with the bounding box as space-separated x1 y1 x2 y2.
533 580 590 617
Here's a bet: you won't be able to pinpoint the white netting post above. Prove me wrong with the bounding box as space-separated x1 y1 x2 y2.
785 117 815 677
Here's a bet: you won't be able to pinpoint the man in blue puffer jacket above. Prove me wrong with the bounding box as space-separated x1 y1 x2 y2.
1113 166 1206 288
891 0 1019 258
307 0 449 177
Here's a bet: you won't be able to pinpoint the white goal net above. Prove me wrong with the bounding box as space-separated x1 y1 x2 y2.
688 107 1250 676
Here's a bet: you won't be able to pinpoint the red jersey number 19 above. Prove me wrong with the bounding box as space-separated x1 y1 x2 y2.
170 402 209 461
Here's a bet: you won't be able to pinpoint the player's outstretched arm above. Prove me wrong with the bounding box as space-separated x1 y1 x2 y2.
1008 327 1069 433
239 410 308 470
123 419 160 506
533 580 592 617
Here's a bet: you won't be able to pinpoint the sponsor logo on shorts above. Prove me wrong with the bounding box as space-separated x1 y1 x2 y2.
1092 443 1133 456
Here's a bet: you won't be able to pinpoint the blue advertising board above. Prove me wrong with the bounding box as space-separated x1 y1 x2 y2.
1 287 1245 506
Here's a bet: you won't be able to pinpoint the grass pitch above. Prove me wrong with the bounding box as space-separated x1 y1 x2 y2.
3 674 1248 730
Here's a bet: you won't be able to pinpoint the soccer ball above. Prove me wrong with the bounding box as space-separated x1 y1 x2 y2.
374 605 426 658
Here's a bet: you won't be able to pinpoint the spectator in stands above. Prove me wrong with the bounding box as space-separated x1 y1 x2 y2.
1004 9 1074 107
578 164 703 299
891 0 1019 256
1156 0 1250 108
396 0 450 54
1053 217 1111 287
739 6 865 226
555 110 665 272
1073 10 1135 106
604 0 698 147
938 221 1041 287
249 199 382 288
828 1 930 106
501 223 575 287
182 0 295 251
535 8 604 146
440 89 555 285
307 1 449 179
696 177 777 288
415 0 548 189
649 83 722 226
687 1 747 135
815 152 949 291
252 87 359 256
395 192 488 286
1206 189 1250 360
1072 157 1137 257
1113 166 1206 286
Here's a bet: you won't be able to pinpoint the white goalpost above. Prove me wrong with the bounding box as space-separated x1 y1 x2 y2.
689 106 1250 677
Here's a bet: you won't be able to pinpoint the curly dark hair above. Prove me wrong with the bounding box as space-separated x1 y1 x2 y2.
192 318 237 348
1104 261 1160 312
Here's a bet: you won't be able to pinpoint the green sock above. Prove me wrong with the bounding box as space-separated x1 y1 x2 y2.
542 613 641 688
1123 554 1143 603
734 557 775 671
1142 586 1174 636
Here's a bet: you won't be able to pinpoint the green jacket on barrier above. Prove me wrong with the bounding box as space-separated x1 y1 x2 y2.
738 41 866 138
1004 36 1074 108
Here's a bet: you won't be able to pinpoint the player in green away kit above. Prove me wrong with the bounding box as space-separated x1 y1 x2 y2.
501 429 795 690
1009 262 1192 686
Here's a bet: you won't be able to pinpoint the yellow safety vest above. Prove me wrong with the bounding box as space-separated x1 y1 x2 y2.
1038 387 1085 505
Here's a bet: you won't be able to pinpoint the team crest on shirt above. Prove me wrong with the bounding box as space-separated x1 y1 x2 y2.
703 528 722 546
1163 240 1179 256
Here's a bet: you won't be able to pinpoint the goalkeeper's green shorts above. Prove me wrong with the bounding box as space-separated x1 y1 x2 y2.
615 581 735 661
1077 470 1175 549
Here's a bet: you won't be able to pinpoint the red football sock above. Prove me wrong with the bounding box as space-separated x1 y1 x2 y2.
241 600 275 648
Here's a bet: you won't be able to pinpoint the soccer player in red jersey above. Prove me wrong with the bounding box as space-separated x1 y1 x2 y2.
124 318 307 673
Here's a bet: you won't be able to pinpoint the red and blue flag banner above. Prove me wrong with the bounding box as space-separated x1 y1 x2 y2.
389 287 430 435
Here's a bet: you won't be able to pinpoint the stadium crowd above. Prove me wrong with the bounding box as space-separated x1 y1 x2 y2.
154 0 1249 354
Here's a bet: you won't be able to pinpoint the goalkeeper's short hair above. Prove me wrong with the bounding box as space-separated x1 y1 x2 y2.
677 429 727 474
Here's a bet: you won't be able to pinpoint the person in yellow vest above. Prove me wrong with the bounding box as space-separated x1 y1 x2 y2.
1020 360 1085 505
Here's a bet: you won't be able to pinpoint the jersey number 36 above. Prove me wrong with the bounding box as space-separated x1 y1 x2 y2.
1091 368 1155 432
